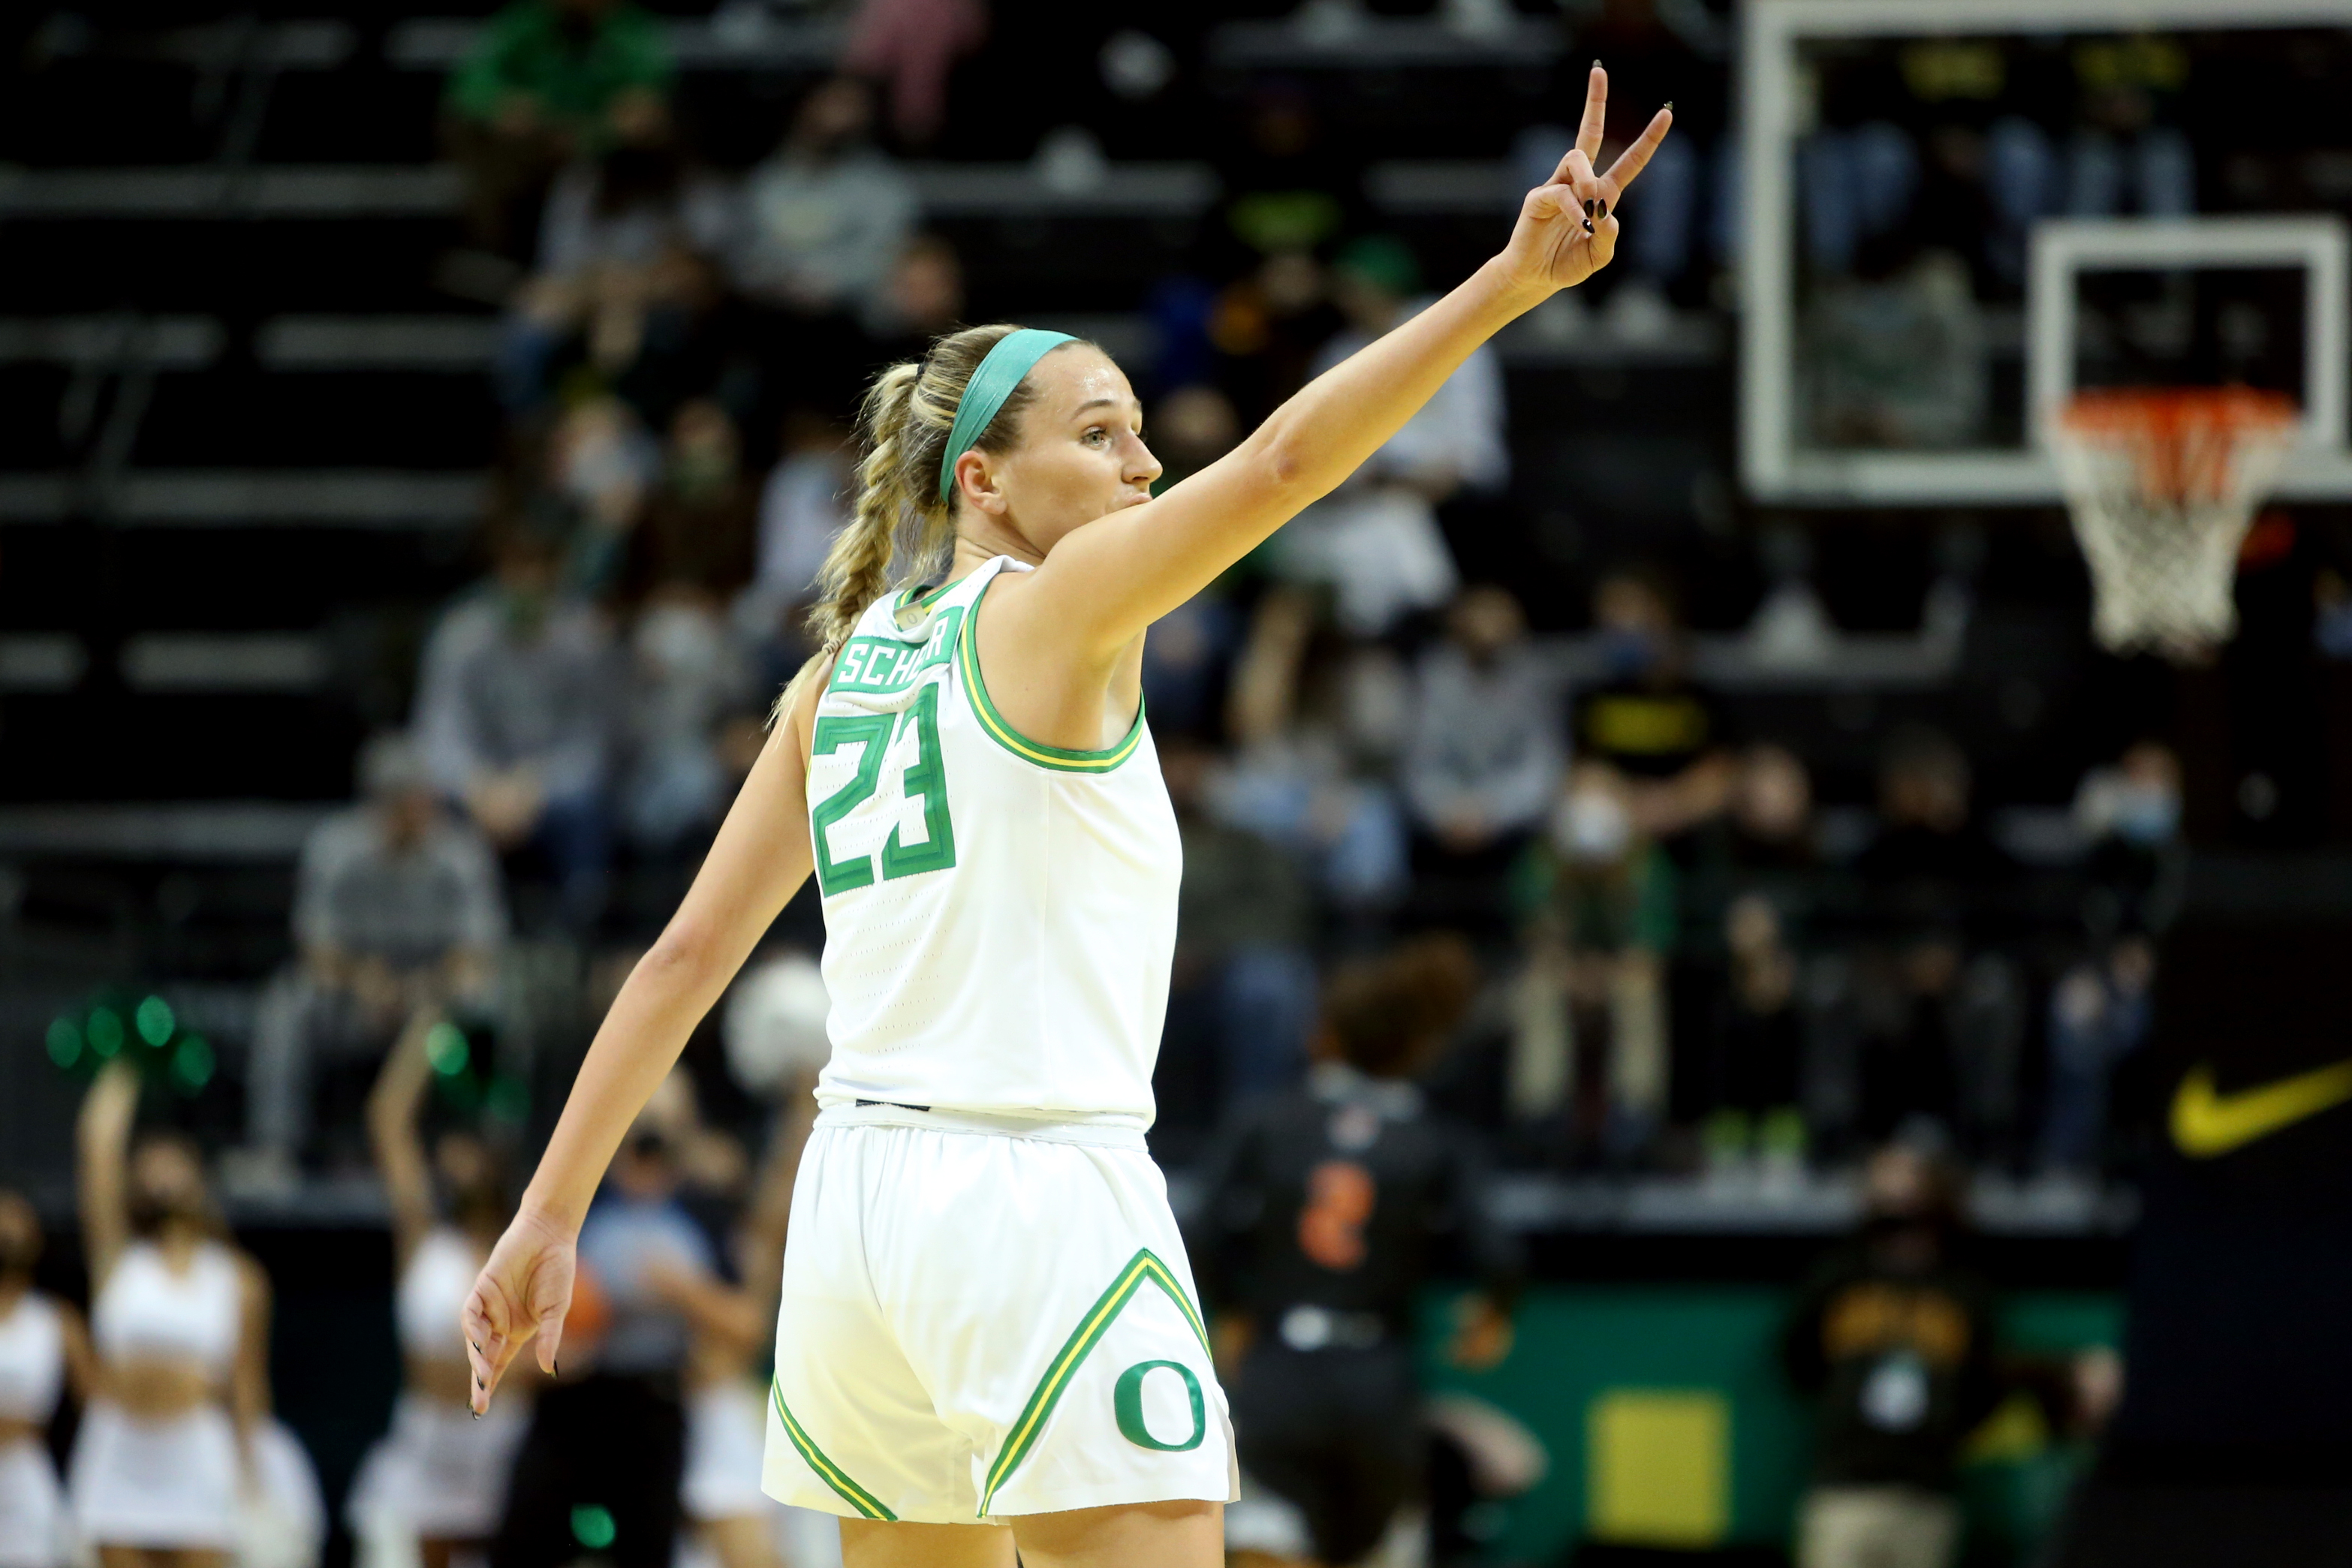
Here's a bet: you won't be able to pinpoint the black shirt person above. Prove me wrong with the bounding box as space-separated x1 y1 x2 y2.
1192 936 1521 1568
1783 1143 2001 1568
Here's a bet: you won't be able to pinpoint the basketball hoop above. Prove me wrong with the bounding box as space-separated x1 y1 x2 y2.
2049 387 2299 664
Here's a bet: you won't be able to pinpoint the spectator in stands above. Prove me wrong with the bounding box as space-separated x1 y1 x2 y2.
1726 743 1821 884
1405 586 1563 928
497 118 731 412
1513 763 1675 1163
857 233 968 372
1706 892 1808 1181
1846 727 2022 1157
733 77 916 378
244 732 507 1174
1159 736 1318 1146
1216 588 1411 918
1695 744 1823 1175
1274 237 1505 636
544 396 658 594
1572 565 1735 845
443 0 674 264
630 399 759 601
1197 937 1517 1568
842 0 988 146
736 407 853 689
750 407 852 606
1783 1142 1999 1568
417 523 619 930
620 599 757 863
2040 741 2182 1174
614 401 764 863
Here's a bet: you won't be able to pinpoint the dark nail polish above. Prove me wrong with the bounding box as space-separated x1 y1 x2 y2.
1596 202 1609 221
1583 218 1596 234
1664 101 1676 112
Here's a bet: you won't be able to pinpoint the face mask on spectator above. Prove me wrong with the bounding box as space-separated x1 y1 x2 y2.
2110 783 2179 846
668 446 736 501
1598 626 1663 680
1553 786 1633 865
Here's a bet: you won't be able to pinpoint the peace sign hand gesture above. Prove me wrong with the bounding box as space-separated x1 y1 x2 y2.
1499 65 1673 296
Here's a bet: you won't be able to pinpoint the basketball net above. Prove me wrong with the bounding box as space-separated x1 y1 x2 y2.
2049 387 2299 664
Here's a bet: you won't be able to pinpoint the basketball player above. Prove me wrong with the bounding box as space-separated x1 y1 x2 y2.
1194 937 1520 1568
461 66 1670 1568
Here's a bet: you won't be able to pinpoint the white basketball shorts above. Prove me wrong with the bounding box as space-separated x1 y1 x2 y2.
762 1105 1236 1525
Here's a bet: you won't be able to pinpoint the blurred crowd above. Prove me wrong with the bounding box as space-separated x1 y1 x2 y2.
5 4 2236 1567
213 0 2200 1197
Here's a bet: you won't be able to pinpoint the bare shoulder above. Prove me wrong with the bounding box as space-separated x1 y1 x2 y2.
234 1250 273 1307
781 646 841 769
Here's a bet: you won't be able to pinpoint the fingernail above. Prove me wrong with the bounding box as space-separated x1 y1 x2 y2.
1583 218 1595 234
1664 101 1676 112
1596 201 1609 221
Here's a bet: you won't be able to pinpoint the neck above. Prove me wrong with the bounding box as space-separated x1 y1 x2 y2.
0 1278 26 1315
950 528 1039 574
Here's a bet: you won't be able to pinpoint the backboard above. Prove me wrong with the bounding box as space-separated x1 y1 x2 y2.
1739 0 2352 505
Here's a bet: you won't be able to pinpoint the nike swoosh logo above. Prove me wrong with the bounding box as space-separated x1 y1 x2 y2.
2170 1058 2352 1158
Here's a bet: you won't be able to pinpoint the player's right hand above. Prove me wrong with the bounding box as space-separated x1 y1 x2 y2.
461 1206 577 1413
1497 64 1672 296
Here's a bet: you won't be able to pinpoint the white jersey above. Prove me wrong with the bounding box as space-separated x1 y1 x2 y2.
807 555 1180 1125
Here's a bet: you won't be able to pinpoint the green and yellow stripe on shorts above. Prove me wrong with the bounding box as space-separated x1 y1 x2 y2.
979 1247 1212 1516
772 1380 897 1521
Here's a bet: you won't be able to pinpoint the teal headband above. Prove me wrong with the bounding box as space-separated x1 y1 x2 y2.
937 328 1076 505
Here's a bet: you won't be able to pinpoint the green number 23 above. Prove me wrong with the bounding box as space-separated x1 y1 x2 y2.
810 685 958 895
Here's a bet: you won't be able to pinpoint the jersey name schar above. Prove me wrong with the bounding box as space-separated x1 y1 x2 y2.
811 607 964 898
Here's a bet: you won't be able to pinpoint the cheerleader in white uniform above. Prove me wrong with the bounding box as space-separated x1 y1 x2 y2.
70 1061 273 1568
348 1015 532 1568
0 1191 94 1568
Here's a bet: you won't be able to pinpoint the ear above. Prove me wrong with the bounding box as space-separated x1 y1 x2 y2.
952 450 1008 516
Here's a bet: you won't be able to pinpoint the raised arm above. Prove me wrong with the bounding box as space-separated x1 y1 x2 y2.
464 673 822 1410
77 1061 141 1292
366 1009 444 1270
1022 67 1668 657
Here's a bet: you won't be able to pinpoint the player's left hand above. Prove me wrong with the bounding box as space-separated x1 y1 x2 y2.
461 1206 577 1413
1498 65 1672 295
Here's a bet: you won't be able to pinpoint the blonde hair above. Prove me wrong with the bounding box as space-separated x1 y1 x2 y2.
775 323 1083 723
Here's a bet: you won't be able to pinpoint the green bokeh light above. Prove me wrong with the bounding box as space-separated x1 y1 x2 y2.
172 1037 215 1091
570 1503 617 1550
426 1022 470 1076
86 1009 124 1058
486 1073 530 1122
46 1018 82 1069
136 995 176 1046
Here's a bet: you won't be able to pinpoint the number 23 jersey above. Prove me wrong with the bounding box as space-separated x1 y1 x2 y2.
805 555 1180 1126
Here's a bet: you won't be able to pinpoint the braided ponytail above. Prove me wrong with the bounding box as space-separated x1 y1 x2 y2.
773 321 1081 724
